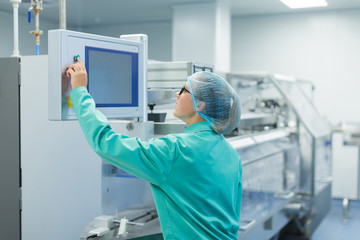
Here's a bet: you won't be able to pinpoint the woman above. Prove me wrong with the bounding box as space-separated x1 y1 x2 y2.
67 59 242 239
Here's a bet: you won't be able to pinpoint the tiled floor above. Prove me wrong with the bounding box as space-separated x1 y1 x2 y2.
311 198 360 239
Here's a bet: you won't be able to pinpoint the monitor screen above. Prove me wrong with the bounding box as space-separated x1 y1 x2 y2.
85 46 139 107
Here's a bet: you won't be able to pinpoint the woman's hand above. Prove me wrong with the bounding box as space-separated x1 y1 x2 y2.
66 58 88 89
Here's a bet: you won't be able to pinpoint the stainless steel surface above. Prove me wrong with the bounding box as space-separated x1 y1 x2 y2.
154 122 186 135
239 112 278 130
307 183 332 236
238 194 294 240
0 57 21 240
148 89 178 106
239 219 256 231
311 137 316 196
342 198 351 224
228 130 300 240
228 129 290 150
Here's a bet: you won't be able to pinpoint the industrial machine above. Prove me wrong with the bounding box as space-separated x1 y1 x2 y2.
0 29 331 240
222 72 332 240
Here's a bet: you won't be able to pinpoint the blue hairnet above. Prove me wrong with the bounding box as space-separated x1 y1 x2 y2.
187 71 241 134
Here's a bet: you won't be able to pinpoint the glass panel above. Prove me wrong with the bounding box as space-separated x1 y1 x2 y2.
238 139 300 223
298 124 313 192
273 78 331 138
315 137 332 192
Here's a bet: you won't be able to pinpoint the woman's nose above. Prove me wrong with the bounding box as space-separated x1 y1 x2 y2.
175 92 180 98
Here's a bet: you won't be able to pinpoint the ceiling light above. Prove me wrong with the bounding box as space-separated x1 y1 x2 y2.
280 0 328 9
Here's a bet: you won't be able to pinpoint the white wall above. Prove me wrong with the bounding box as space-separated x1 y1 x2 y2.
232 9 360 125
172 1 231 72
83 21 172 61
172 3 216 64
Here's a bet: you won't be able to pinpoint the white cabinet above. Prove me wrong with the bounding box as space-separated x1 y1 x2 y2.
332 132 359 199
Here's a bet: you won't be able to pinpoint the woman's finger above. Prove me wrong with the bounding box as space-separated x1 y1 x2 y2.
66 68 74 77
78 58 86 71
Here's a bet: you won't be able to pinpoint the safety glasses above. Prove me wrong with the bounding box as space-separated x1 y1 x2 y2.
179 86 190 95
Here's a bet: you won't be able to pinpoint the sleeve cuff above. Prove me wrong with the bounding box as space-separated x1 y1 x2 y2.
70 86 88 101
69 86 92 118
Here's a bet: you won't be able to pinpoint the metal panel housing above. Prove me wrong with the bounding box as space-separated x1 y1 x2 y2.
0 57 21 240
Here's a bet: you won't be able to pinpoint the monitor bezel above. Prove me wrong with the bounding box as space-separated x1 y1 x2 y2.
48 29 147 121
85 46 139 108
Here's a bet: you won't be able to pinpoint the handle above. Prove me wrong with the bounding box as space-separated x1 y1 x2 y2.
274 191 295 199
115 218 145 236
239 218 256 231
127 221 145 226
28 11 31 23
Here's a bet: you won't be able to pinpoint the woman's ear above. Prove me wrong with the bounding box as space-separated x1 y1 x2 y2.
196 101 206 112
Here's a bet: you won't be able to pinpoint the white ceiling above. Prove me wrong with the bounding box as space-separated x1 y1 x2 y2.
0 0 360 28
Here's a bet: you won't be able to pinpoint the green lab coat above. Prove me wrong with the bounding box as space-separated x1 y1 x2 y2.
70 86 242 240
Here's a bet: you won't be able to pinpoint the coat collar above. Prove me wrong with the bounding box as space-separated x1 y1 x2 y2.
184 121 212 134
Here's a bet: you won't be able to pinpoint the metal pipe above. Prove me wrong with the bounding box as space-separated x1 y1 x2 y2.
358 147 360 199
311 136 316 197
29 0 43 55
35 9 40 55
10 0 21 57
59 0 66 29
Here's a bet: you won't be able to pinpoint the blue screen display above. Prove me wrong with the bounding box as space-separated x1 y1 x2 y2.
85 46 138 107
